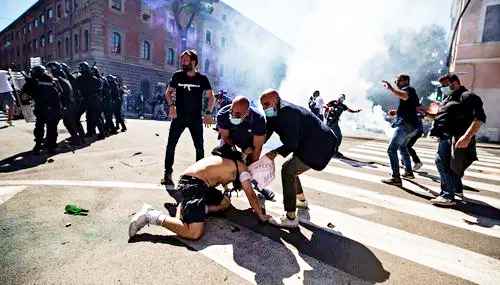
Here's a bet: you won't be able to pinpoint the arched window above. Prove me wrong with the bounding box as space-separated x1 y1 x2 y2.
205 30 211 45
167 48 175 65
48 31 54 44
142 40 151 60
112 32 121 54
204 59 210 73
84 30 89 51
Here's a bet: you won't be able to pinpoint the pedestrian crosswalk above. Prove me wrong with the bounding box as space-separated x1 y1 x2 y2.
1 138 499 284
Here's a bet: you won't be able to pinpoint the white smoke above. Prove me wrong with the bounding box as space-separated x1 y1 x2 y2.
275 0 452 137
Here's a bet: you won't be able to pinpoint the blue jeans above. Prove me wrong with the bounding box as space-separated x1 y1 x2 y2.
387 122 417 177
329 121 342 153
435 137 463 199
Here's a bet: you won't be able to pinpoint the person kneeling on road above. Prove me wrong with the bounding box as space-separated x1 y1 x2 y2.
129 149 270 240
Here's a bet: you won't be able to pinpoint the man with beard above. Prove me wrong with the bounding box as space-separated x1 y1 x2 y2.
162 49 215 189
381 74 420 186
75 62 105 140
429 74 486 206
22 65 63 154
325 94 362 155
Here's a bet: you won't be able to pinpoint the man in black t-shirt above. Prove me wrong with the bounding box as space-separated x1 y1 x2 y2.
381 74 419 186
429 74 486 206
162 49 215 189
325 94 361 155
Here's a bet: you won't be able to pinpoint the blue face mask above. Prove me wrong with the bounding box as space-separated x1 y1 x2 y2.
264 107 277 117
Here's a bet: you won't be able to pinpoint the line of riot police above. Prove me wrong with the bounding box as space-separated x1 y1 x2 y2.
22 61 127 154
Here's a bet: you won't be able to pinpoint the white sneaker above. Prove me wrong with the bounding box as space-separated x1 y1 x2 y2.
430 196 456 206
413 162 423 171
455 192 465 201
296 199 308 209
268 214 299 228
129 204 155 238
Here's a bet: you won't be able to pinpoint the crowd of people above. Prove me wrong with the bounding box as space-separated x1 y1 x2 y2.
20 61 127 154
128 48 487 241
3 48 485 241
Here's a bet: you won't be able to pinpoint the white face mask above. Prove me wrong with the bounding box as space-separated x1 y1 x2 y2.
441 86 451 96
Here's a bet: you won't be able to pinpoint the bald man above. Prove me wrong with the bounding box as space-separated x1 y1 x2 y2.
216 96 267 164
260 89 338 228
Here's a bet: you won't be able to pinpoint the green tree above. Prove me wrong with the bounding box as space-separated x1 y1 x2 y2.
362 25 449 110
170 0 219 50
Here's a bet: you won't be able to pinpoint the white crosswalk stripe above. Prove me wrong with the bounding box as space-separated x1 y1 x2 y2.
2 137 500 284
355 144 500 172
363 141 498 163
342 149 500 182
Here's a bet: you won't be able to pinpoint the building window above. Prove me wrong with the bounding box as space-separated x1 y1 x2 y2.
205 30 211 45
222 14 227 21
65 37 70 56
34 18 39 28
84 30 89 51
141 40 151 60
47 8 53 19
111 32 122 54
204 59 210 73
74 0 79 10
483 5 500 42
141 1 152 22
111 0 123 12
48 32 54 44
219 64 224 77
168 18 176 33
41 36 46 48
221 37 226 48
57 40 62 56
57 4 62 18
28 22 32 32
65 0 72 13
167 48 175 65
40 14 45 25
74 34 79 52
33 39 38 51
23 26 27 34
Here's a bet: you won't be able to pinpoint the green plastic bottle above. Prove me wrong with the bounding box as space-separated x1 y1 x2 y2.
65 204 89 215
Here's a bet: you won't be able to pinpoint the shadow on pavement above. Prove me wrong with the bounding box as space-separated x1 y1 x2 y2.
402 179 500 227
129 207 390 284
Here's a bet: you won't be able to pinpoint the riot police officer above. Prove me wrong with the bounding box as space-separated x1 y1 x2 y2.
60 62 86 139
113 77 127 132
75 62 105 140
22 65 63 154
46 62 83 146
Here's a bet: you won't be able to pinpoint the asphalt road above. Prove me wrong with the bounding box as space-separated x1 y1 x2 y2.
1 118 499 285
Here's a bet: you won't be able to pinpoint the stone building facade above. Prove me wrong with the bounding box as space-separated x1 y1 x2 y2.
450 0 500 141
0 0 291 114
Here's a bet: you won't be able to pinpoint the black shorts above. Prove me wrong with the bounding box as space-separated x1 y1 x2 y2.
178 175 224 224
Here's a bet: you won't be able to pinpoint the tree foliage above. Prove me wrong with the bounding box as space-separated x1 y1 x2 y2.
361 25 449 109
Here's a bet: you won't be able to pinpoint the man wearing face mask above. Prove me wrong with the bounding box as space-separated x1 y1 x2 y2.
162 49 215 189
216 96 275 200
260 89 338 228
325 94 362 155
381 74 420 186
429 74 486 206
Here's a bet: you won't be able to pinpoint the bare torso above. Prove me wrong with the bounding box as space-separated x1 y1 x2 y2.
182 156 246 187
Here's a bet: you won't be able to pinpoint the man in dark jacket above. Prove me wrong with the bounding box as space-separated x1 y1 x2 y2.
429 74 486 206
260 89 337 228
23 65 63 154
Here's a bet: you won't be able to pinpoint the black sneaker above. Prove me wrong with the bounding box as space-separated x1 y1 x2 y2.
161 174 175 190
381 176 402 187
402 171 415 179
